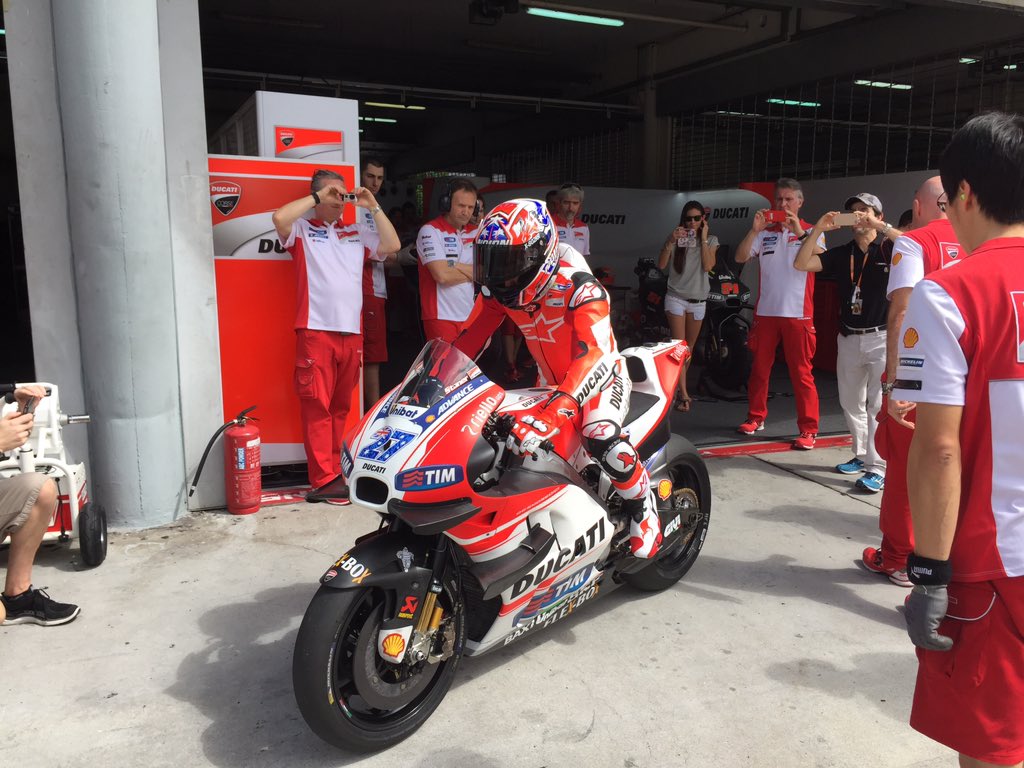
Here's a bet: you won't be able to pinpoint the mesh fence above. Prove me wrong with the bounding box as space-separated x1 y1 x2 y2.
669 42 1024 189
491 128 633 186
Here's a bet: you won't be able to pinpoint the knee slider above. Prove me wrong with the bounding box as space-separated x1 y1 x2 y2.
598 439 640 483
582 420 620 458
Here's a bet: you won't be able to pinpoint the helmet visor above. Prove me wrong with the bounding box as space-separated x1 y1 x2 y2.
473 242 544 288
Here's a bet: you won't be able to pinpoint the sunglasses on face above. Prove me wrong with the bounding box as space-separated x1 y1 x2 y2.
683 215 703 223
936 194 949 213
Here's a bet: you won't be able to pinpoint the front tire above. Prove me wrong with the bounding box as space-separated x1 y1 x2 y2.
624 453 711 591
292 579 465 752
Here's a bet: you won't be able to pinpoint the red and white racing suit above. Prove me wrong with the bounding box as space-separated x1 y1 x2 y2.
455 265 650 502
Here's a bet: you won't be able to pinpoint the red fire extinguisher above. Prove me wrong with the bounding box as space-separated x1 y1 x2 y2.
190 405 261 515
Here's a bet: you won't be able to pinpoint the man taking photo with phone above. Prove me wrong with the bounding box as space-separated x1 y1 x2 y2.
735 178 825 449
273 170 400 503
795 193 902 492
0 384 80 625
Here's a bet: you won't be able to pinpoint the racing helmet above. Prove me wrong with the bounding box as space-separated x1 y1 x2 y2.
473 199 560 308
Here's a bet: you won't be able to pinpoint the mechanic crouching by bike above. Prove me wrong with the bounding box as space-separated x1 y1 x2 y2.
454 199 662 558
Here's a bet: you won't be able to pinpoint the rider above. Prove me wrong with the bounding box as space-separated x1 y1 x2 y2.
454 199 662 558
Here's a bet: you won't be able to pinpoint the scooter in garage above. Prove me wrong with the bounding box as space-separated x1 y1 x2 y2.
0 384 106 567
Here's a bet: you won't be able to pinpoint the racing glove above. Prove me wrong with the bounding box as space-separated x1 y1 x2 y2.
904 553 954 651
508 391 579 456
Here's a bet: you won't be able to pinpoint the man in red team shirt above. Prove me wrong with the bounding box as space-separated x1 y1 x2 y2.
735 178 825 449
416 179 479 343
860 175 962 586
553 182 591 261
359 157 395 408
896 111 1024 768
273 170 400 502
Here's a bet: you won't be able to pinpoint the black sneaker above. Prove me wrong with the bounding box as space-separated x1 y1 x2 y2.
1 587 81 626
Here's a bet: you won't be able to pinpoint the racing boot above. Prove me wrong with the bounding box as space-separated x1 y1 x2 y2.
622 489 662 559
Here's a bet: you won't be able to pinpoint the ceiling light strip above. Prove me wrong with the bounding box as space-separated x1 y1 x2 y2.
525 7 623 26
525 0 746 31
854 79 912 90
765 98 821 107
365 101 427 110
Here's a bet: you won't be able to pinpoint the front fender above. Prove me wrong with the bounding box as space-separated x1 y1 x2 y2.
320 528 434 593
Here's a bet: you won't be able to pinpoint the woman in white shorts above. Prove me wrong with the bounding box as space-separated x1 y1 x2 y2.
658 201 719 411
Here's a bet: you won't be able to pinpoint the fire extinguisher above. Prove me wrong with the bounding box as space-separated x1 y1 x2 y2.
190 405 261 515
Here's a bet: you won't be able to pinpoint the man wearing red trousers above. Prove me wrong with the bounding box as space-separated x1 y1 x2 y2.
860 176 961 586
273 170 400 502
735 178 825 449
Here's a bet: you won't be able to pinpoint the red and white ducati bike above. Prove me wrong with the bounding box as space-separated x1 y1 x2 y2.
292 338 711 752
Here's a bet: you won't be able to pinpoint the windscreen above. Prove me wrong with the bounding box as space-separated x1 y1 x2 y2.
393 339 483 410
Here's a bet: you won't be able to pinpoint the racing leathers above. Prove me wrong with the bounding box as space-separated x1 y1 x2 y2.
455 261 661 557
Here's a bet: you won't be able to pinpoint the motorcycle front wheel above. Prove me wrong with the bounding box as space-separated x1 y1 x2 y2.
292 579 465 752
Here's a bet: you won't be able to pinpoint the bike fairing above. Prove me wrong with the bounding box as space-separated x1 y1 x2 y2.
293 337 709 752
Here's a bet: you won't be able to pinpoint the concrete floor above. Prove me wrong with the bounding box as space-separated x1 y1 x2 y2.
1 446 953 768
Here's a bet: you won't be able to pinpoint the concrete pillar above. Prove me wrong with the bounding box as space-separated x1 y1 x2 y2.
156 0 226 512
5 1 90 466
7 0 226 526
635 44 671 190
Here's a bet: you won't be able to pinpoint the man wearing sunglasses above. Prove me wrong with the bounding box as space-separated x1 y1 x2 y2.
859 176 963 587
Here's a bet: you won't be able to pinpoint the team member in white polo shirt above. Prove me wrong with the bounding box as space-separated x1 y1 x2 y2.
895 111 1024 768
273 170 400 502
735 178 825 450
554 182 591 259
358 157 394 408
416 178 478 343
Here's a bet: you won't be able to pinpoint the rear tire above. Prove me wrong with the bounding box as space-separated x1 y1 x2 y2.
78 502 108 567
293 577 465 752
707 320 750 391
624 453 711 591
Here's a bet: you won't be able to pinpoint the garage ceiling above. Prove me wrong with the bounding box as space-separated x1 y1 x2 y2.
198 0 1024 171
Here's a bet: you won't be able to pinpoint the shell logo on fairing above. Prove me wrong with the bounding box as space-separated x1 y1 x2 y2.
382 633 406 658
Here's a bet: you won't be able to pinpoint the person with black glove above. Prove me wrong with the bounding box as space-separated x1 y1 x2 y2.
894 112 1024 768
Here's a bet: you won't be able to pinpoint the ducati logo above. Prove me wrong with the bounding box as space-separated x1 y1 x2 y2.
210 181 242 217
280 131 294 147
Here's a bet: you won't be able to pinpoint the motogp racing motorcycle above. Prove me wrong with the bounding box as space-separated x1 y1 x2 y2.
292 338 712 752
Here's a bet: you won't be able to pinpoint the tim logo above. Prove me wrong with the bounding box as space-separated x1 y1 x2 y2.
395 465 464 491
210 181 241 216
279 130 294 147
1013 291 1024 363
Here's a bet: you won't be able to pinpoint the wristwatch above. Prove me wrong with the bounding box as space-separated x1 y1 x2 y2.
369 205 383 216
881 222 892 236
881 381 896 395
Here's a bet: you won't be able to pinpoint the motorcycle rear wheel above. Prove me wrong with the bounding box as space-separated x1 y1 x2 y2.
292 581 465 752
707 321 751 391
624 453 711 591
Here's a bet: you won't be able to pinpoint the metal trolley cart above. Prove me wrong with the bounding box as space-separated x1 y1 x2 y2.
0 383 107 566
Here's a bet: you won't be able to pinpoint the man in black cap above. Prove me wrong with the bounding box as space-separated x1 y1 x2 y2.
795 193 903 493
